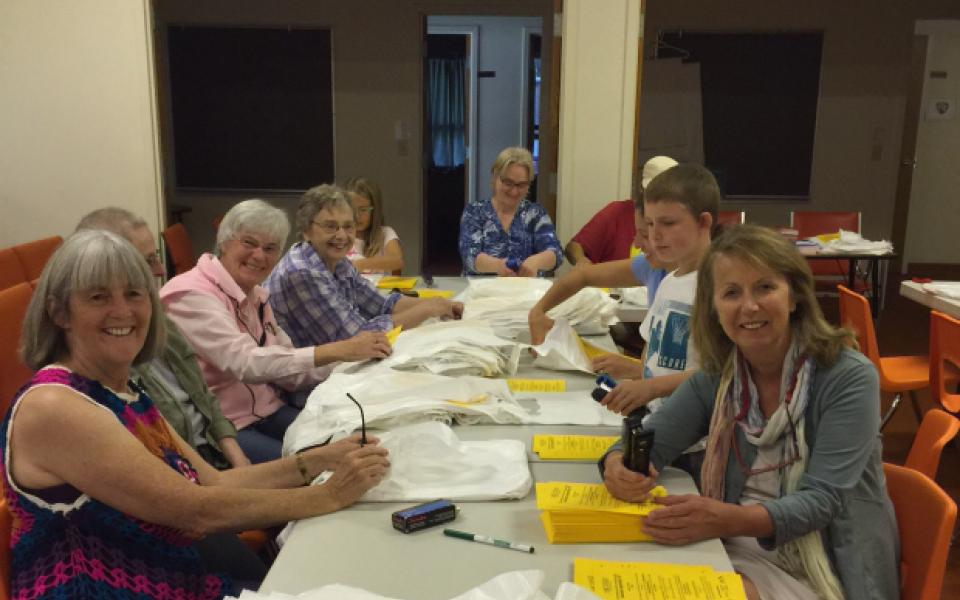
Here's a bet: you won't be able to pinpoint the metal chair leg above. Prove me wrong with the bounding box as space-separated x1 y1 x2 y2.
880 392 902 431
908 390 924 424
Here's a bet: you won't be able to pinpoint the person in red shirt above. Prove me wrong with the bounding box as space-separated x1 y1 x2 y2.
564 156 678 265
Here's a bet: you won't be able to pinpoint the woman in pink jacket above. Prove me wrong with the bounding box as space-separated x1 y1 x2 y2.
161 199 391 462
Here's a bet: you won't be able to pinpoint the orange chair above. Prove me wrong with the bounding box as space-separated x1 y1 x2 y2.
0 499 11 600
11 236 62 282
884 462 957 600
904 409 960 480
930 311 960 414
0 248 27 292
0 283 35 416
837 285 927 429
162 223 195 276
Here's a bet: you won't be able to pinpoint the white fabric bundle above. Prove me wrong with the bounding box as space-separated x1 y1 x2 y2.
457 278 619 339
813 229 893 255
282 370 527 454
529 319 593 373
229 570 602 600
357 421 532 501
380 319 521 377
619 285 648 307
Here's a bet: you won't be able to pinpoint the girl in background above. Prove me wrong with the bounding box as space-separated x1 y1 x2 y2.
344 177 404 274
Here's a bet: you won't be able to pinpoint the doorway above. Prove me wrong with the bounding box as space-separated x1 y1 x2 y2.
422 15 545 276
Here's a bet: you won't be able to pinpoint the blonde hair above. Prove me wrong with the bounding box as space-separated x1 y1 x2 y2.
490 147 534 182
692 224 855 373
344 177 387 258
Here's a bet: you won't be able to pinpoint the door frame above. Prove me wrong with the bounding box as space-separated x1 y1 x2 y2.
425 25 479 206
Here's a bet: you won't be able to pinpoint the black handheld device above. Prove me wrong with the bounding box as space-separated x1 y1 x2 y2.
621 410 654 475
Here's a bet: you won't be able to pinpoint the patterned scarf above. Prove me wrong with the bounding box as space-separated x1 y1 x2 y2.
701 340 845 600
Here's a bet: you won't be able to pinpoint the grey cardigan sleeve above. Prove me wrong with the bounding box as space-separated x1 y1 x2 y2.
598 370 717 477
758 351 881 548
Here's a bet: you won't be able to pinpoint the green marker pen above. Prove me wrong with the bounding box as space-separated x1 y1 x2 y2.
443 528 535 554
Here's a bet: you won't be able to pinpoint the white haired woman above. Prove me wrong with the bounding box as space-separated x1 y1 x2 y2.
2 230 389 597
600 225 898 600
160 199 391 462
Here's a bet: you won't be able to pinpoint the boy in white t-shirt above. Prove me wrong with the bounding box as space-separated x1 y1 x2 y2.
596 163 720 417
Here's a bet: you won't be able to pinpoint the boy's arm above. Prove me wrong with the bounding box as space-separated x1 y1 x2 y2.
564 240 592 266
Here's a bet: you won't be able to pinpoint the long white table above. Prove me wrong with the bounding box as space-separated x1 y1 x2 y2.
900 280 960 318
260 461 732 599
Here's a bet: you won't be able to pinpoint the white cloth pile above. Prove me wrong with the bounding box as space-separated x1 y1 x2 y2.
619 285 648 307
812 229 893 255
357 421 531 502
922 281 960 300
282 370 527 454
379 319 521 377
228 570 602 600
457 278 619 338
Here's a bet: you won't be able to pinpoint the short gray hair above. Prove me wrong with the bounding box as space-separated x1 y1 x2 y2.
75 207 147 238
215 199 291 256
296 185 354 235
21 229 166 370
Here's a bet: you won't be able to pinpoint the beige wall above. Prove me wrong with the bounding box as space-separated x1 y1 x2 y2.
644 0 960 243
905 20 960 265
0 0 162 246
154 0 552 272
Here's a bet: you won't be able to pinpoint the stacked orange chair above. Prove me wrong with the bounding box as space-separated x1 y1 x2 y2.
837 285 928 429
162 223 196 276
0 249 27 292
0 499 11 600
884 463 957 600
929 310 960 415
10 236 62 282
904 409 960 480
0 283 35 416
716 210 745 226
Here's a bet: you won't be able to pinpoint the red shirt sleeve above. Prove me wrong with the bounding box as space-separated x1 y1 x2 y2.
570 200 637 263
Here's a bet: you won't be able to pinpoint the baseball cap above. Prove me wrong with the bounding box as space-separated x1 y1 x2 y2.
641 156 679 189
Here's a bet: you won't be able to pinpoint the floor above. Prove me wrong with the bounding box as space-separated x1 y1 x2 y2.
846 273 959 600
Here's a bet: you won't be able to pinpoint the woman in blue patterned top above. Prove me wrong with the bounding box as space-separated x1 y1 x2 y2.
458 146 563 275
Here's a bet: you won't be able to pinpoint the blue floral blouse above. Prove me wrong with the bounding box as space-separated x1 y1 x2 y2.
458 198 563 274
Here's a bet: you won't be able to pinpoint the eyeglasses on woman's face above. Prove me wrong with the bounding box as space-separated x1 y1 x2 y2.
499 176 530 192
312 220 356 235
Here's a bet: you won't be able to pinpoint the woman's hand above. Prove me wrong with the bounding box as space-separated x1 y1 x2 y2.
323 445 391 510
330 331 392 361
592 354 645 379
303 433 379 473
600 379 658 415
518 258 539 277
426 298 463 320
528 308 555 345
496 258 518 277
642 495 735 545
603 451 660 502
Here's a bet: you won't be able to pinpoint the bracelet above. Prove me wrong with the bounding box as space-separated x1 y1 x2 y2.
294 453 313 486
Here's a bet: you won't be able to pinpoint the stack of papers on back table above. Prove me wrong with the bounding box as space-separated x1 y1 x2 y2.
536 482 665 543
532 435 620 461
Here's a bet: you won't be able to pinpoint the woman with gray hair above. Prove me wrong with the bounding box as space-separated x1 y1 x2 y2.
2 230 389 598
265 184 462 349
160 199 391 462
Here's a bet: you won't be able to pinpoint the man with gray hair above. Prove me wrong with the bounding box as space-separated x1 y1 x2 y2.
76 208 250 469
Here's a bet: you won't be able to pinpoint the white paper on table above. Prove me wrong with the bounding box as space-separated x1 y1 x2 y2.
228 570 601 600
518 391 621 426
359 421 532 502
530 319 593 373
922 281 960 300
814 229 894 255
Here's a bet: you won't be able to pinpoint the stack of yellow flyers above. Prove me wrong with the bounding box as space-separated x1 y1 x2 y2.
385 326 403 345
415 289 454 298
532 435 619 461
536 482 665 543
573 558 747 600
376 276 418 290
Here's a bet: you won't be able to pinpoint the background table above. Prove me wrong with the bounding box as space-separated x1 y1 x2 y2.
899 280 960 318
803 251 896 315
260 462 732 599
